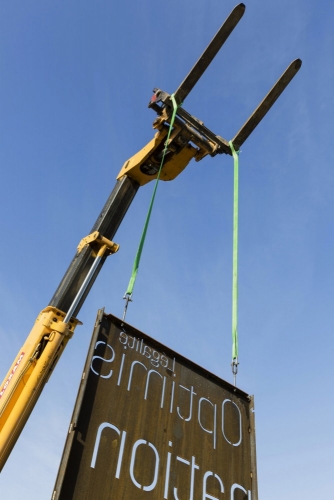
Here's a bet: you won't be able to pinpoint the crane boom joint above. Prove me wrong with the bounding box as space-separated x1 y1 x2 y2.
77 231 119 257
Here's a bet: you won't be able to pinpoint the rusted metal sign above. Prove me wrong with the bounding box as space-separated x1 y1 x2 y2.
53 310 258 499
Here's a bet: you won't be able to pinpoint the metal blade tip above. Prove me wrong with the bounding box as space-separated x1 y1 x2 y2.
294 58 302 70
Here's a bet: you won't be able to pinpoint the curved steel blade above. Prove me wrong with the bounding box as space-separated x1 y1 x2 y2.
231 58 302 151
174 3 245 104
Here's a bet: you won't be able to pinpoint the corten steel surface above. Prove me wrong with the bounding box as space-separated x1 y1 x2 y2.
53 311 257 500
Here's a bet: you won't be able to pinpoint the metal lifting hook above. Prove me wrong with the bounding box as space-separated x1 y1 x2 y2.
122 293 133 323
232 358 239 387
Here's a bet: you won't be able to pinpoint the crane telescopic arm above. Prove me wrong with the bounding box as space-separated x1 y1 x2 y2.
0 3 301 471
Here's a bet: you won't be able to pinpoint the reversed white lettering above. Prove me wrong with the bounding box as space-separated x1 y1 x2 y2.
222 400 242 447
129 439 160 492
90 342 115 379
177 385 196 422
198 398 217 450
203 471 224 500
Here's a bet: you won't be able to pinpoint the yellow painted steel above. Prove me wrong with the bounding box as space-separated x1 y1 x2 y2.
0 231 119 470
116 125 198 186
0 114 202 468
77 231 119 255
0 307 80 471
0 113 204 470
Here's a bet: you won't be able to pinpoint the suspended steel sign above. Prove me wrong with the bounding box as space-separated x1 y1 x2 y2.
53 310 258 499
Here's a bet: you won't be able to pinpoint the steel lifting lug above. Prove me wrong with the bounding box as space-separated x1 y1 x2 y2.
77 231 119 257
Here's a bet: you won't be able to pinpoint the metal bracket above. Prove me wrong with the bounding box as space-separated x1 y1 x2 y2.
150 88 230 158
77 231 119 257
39 306 82 332
149 57 302 159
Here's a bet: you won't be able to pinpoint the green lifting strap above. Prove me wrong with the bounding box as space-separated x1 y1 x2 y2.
123 94 180 308
229 140 240 384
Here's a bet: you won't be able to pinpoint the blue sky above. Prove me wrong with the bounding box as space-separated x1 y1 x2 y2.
0 0 333 498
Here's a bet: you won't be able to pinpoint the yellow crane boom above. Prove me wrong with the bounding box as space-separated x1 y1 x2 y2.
0 3 301 470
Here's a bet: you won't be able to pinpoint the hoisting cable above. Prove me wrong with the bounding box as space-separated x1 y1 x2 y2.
122 94 181 322
229 140 240 387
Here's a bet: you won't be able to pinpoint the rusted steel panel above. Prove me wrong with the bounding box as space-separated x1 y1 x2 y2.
53 311 257 500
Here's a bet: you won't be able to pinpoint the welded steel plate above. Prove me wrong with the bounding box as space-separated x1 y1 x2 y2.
53 310 257 499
